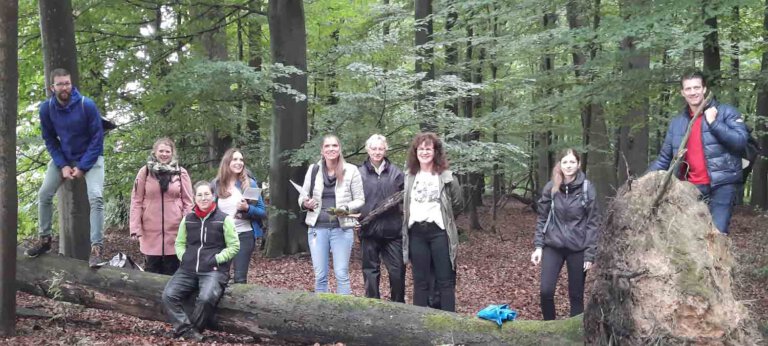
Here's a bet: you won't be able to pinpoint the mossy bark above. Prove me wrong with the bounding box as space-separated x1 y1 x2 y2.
16 249 583 345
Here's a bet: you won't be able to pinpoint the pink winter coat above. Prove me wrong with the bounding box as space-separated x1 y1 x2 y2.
130 166 193 256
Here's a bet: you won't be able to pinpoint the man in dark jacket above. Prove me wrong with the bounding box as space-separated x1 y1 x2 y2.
357 134 406 302
25 68 107 267
648 71 748 234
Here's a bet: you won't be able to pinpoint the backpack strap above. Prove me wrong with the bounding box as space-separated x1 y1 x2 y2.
308 164 320 199
581 180 590 207
542 198 554 235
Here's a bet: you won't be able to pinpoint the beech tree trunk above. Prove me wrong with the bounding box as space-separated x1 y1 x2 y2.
567 0 614 208
415 0 435 131
535 12 557 193
462 25 482 230
703 0 722 88
265 0 309 257
39 0 90 261
15 250 584 345
751 0 768 210
245 0 264 147
617 0 649 185
192 3 232 167
0 0 19 335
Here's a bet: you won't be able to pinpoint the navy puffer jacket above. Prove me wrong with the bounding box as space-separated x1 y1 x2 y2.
649 100 749 187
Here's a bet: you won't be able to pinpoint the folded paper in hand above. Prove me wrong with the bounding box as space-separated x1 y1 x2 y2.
289 180 303 194
242 187 262 200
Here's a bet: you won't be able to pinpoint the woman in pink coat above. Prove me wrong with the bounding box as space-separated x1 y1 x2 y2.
130 138 193 275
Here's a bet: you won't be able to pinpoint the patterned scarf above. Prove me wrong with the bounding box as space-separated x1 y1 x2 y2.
146 153 181 176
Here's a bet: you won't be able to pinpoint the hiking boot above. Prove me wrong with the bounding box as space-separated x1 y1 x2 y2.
88 244 107 268
180 328 205 342
25 235 52 258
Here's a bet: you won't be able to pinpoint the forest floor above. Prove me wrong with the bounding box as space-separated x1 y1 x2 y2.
4 199 768 345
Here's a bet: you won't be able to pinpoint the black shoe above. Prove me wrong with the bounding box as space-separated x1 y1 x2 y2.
180 328 205 342
25 236 52 258
88 244 107 268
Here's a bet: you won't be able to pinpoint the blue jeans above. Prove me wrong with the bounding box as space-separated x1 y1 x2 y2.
308 227 353 294
38 157 105 245
696 183 737 234
232 231 255 284
162 268 227 335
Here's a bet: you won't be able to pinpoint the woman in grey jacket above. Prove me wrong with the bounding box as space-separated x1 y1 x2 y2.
530 148 599 320
299 135 364 295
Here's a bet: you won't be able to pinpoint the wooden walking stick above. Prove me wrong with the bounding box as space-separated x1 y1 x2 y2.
650 93 713 214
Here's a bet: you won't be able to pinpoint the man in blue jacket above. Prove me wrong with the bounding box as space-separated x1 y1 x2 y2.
25 68 107 267
648 71 748 234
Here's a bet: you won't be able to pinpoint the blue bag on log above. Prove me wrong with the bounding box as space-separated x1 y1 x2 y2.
476 304 517 327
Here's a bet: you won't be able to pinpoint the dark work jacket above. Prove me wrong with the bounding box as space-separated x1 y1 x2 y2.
358 158 404 239
179 208 233 273
648 100 748 187
533 171 599 262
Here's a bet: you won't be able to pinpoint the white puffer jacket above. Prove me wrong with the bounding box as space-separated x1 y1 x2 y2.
298 160 365 227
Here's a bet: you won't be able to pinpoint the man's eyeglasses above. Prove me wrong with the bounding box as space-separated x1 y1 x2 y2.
53 82 72 87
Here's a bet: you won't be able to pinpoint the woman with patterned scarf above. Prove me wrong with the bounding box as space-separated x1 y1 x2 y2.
130 137 193 275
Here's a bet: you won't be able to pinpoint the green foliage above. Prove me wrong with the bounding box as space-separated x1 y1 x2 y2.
16 0 768 233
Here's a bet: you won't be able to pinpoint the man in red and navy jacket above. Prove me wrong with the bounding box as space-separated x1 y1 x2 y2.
649 70 749 234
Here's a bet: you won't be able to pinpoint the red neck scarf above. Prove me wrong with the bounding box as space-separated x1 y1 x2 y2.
193 202 217 219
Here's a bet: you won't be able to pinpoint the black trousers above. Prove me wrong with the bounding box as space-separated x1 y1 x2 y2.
162 268 228 335
232 231 255 284
539 246 586 320
361 236 405 302
409 222 456 312
145 255 180 275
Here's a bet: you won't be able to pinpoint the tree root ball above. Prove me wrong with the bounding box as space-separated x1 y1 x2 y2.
584 171 761 345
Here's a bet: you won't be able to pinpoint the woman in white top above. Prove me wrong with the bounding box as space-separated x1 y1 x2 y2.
401 132 463 311
212 148 267 284
299 135 364 294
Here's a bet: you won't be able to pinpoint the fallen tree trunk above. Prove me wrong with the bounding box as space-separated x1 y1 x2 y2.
15 249 583 345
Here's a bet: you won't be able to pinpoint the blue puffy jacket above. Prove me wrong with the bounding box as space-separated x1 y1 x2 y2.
649 100 748 187
211 173 267 237
39 88 104 171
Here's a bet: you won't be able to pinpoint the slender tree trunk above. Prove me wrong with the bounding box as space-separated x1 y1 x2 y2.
383 0 390 35
730 6 740 108
39 0 90 260
471 47 485 209
415 0 435 131
751 0 768 210
460 25 482 230
444 1 458 118
536 12 557 193
0 0 18 335
265 0 309 256
246 1 264 147
192 3 232 167
327 29 340 106
490 12 503 231
567 0 614 207
703 0 722 88
617 0 649 185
